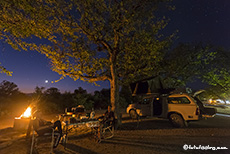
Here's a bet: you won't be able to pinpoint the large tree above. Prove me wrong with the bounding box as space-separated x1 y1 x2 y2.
0 0 174 124
201 48 230 102
161 43 216 88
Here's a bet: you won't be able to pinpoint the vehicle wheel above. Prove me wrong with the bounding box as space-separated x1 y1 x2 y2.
169 113 187 128
129 110 138 120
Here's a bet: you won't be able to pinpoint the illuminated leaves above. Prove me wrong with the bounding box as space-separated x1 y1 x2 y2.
0 0 173 85
0 64 12 76
0 0 176 122
201 48 230 100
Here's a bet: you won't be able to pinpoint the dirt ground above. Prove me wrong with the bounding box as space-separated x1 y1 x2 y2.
0 112 230 154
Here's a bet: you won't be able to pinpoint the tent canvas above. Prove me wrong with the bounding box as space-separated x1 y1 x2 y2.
130 76 174 95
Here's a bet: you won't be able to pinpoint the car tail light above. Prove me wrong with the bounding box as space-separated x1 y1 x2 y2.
196 107 200 115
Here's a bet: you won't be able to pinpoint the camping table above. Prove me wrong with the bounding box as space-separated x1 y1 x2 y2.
60 115 101 146
60 112 115 146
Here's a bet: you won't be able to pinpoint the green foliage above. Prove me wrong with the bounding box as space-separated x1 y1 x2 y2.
0 64 12 76
72 93 94 110
160 43 216 88
0 0 173 83
74 87 87 95
42 87 62 113
60 91 75 109
0 81 120 115
45 87 60 95
32 86 110 113
201 48 230 101
93 89 111 109
0 0 174 122
33 86 45 98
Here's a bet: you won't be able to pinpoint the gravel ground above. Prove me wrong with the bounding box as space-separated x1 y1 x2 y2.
0 113 230 154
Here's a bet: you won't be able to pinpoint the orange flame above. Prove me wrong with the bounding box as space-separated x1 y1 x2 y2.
15 106 32 119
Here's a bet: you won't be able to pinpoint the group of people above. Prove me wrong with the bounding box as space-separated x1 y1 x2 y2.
26 105 115 148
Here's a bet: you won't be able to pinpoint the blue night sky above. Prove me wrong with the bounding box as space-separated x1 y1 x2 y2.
0 0 229 93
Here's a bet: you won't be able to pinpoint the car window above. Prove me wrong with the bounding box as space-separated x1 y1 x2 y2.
168 97 191 104
142 98 152 104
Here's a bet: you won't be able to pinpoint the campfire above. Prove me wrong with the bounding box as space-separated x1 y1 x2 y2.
15 106 32 119
14 106 32 130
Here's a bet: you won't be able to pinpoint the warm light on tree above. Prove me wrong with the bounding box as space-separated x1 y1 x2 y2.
0 0 175 125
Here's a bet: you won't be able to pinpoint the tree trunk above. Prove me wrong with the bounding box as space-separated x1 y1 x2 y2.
110 63 121 128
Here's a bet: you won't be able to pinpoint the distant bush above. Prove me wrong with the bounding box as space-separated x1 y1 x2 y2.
0 81 134 115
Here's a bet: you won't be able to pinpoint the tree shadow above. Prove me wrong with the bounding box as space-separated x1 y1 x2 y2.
119 118 173 130
101 136 184 153
55 143 98 154
119 115 230 130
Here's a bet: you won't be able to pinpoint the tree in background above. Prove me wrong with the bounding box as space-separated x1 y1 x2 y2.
42 87 62 113
33 86 96 113
0 80 19 97
74 87 87 95
33 86 45 98
60 91 74 109
0 0 174 125
72 87 94 110
161 44 230 103
93 89 111 109
32 86 46 112
160 43 216 88
0 80 29 116
201 48 230 103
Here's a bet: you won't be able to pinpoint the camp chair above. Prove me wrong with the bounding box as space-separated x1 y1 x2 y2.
93 119 115 143
30 127 62 154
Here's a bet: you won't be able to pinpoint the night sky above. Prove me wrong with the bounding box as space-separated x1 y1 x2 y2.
0 0 229 93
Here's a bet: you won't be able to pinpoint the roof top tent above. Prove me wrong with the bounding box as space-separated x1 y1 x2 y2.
130 76 173 117
130 76 174 96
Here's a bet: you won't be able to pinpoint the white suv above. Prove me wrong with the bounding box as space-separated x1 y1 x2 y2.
126 93 216 127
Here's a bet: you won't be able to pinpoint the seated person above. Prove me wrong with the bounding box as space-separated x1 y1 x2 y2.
97 105 115 127
26 110 62 148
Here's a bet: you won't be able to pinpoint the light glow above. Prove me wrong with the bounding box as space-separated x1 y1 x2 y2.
15 106 32 119
209 99 212 103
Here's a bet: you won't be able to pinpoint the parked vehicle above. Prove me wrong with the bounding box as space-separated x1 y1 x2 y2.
64 105 86 118
127 93 216 127
128 76 216 128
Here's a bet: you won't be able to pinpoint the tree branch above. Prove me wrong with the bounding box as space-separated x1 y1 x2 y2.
63 70 111 82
